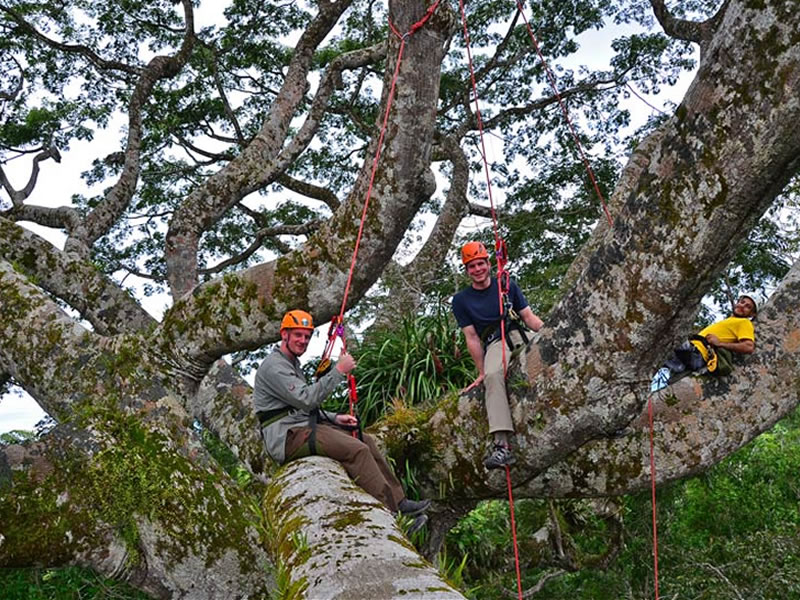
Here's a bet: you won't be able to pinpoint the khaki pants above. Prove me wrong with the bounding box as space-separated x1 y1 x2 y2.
484 329 525 434
285 424 405 512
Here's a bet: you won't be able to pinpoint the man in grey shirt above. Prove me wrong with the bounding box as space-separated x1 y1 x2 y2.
254 310 429 532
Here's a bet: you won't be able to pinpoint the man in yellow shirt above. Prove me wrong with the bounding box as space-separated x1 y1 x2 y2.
651 295 757 391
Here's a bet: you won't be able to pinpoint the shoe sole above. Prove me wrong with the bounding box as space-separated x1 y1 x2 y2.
407 514 428 535
398 499 432 517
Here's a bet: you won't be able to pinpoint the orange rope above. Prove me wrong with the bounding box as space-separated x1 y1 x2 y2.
511 0 613 227
458 1 522 597
648 395 661 599
506 465 524 599
318 1 443 430
512 6 662 595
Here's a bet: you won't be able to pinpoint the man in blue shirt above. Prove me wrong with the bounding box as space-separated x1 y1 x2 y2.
452 242 543 469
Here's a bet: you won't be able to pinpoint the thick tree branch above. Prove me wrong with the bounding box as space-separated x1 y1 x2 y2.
277 173 341 211
0 6 141 75
0 258 102 417
270 457 466 599
0 423 272 599
0 217 153 335
562 125 668 289
518 258 800 497
375 134 470 325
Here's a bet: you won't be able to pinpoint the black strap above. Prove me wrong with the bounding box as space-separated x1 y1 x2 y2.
308 409 319 455
482 318 529 351
256 407 290 426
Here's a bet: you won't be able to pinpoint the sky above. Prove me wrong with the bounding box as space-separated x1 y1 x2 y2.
0 3 699 435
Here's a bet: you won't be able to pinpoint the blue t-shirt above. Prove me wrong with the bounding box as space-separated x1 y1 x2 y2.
451 277 528 336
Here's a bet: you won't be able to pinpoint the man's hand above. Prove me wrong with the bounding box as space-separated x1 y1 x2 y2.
461 373 485 394
706 334 755 355
335 414 358 427
335 352 356 374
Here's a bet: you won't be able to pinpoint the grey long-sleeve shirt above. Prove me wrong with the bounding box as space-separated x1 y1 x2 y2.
253 349 344 463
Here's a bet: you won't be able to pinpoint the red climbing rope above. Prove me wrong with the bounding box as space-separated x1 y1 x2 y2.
318 1 443 428
509 6 663 596
511 0 613 228
458 1 522 597
506 466 524 600
507 6 665 595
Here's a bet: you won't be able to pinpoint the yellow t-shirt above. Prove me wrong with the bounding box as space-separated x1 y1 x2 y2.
691 317 755 360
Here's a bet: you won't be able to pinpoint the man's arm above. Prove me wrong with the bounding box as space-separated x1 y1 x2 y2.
518 306 543 332
258 359 344 412
706 334 755 355
461 325 486 393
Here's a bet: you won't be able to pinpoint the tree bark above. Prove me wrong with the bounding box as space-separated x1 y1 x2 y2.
3 1 800 597
268 457 465 599
401 0 800 498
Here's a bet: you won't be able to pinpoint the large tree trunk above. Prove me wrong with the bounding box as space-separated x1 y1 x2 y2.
389 0 800 500
1 0 462 596
3 0 800 597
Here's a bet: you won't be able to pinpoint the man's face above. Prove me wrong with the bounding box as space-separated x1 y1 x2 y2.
733 296 756 318
465 257 490 285
282 328 312 357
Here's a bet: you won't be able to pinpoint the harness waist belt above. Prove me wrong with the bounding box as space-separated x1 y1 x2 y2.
256 407 290 426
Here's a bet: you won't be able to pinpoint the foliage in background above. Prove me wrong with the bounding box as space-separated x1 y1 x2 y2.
322 302 474 427
443 406 800 599
0 567 151 600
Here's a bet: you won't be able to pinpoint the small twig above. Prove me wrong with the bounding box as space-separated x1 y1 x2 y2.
700 562 745 600
502 568 567 599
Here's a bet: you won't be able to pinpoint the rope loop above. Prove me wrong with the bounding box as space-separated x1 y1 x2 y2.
388 0 442 40
495 239 509 272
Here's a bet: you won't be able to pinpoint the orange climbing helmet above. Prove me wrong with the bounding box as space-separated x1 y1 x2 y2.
280 310 314 332
461 241 489 265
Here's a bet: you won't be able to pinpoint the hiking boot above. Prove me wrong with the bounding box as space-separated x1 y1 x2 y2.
398 498 431 517
484 444 516 470
407 513 428 535
650 367 671 392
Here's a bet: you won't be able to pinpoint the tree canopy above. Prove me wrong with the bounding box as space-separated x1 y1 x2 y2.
2 0 800 598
